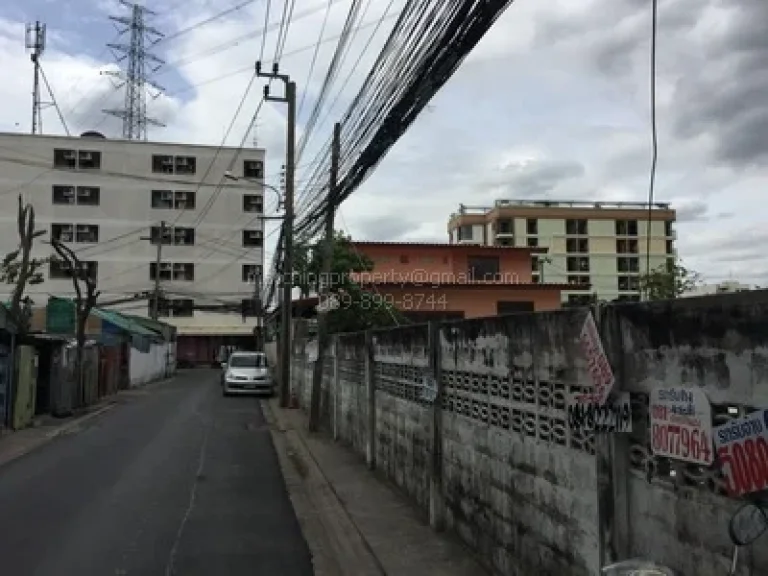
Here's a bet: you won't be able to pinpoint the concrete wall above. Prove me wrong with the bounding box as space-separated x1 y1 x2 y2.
290 290 768 576
129 342 172 386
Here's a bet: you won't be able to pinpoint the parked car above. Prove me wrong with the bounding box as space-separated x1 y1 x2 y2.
221 352 273 396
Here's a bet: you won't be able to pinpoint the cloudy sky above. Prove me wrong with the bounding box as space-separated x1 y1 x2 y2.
0 0 766 285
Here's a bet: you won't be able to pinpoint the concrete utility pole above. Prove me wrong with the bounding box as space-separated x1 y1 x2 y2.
309 122 341 432
256 61 296 408
141 221 167 319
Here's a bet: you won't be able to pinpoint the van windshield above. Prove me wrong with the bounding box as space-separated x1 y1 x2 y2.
229 355 267 368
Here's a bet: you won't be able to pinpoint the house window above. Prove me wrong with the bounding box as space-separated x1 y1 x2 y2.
75 224 99 243
565 219 588 235
615 220 638 236
566 256 590 272
151 155 197 175
49 259 98 280
665 221 674 237
149 297 194 318
526 237 538 247
457 225 473 241
468 256 500 281
52 185 100 205
243 159 264 179
243 195 264 213
242 230 263 247
617 257 639 273
242 264 262 283
526 218 538 235
618 276 640 291
150 225 195 245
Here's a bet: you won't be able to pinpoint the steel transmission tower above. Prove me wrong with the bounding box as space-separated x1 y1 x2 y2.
103 1 165 140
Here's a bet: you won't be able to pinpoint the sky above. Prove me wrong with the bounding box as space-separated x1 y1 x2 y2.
0 0 767 286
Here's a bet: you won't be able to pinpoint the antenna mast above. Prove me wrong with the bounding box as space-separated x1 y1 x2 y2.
25 21 47 135
103 1 165 140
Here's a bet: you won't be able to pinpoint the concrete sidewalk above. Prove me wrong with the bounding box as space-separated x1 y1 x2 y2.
263 399 489 576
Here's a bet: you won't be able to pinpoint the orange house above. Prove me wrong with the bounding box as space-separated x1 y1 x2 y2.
348 241 570 321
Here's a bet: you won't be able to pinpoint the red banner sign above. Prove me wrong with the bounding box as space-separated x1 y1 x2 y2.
714 410 768 497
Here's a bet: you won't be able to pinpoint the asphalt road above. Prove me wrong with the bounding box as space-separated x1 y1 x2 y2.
0 370 314 576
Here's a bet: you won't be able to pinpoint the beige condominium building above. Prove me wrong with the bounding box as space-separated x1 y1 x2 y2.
447 199 677 305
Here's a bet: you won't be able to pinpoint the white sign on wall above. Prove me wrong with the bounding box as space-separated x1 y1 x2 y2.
650 387 714 465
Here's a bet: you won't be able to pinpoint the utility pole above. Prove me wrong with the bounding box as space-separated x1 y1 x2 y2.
141 221 166 319
256 61 296 408
309 122 341 432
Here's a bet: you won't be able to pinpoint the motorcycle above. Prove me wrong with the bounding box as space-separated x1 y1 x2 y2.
600 500 768 576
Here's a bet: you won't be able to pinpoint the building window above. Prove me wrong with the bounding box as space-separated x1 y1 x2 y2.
567 294 593 306
149 262 194 281
49 259 97 280
617 256 639 273
618 276 640 291
566 238 589 253
567 256 590 272
532 272 540 283
151 190 196 209
468 256 500 281
243 159 264 179
457 225 473 241
526 218 538 235
149 297 194 318
666 240 674 254
151 155 197 175
531 257 539 272
526 237 538 247
615 220 638 236
665 221 674 237
243 195 264 213
52 185 101 206
496 219 513 234
53 148 102 169
496 237 513 247
150 225 195 245
75 224 99 243
242 230 263 247
565 219 588 235
616 239 639 254
242 264 262 283
51 223 99 243
567 275 590 287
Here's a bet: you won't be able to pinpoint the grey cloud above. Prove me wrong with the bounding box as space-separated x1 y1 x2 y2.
484 159 585 198
676 200 709 222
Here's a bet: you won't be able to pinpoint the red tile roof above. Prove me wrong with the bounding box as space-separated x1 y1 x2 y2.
351 241 547 253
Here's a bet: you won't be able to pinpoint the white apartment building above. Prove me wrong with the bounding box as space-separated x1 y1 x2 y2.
683 280 753 298
447 199 677 304
0 130 267 345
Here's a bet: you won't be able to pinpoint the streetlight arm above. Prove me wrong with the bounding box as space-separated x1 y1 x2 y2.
224 171 283 207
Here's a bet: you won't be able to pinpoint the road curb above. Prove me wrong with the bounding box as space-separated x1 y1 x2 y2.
45 402 117 439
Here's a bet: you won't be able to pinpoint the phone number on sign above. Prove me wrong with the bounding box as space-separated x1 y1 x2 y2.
651 423 712 463
718 438 768 497
322 292 448 311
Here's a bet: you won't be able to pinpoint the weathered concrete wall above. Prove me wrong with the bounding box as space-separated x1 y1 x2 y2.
601 293 768 575
288 291 768 576
336 333 368 457
441 311 598 576
373 324 432 512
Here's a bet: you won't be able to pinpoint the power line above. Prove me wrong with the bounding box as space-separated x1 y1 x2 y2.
297 0 334 119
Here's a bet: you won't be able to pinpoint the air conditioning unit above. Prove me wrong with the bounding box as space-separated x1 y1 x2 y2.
176 157 188 165
62 188 75 197
161 191 173 200
63 151 76 160
80 152 93 161
160 263 172 272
